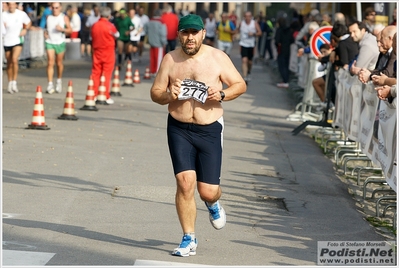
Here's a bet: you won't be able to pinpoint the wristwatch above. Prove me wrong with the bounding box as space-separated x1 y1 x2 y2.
219 91 225 102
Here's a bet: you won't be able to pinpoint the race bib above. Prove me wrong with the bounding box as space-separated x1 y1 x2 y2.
178 79 209 104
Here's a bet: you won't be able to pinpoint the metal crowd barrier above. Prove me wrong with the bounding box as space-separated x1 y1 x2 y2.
289 52 396 225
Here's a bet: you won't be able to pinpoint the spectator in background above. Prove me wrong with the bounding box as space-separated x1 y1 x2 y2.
114 8 134 66
181 5 190 17
144 9 167 76
216 12 236 56
110 10 119 24
204 12 217 47
348 20 379 76
359 25 397 84
330 22 359 71
39 3 52 29
321 13 331 26
274 16 294 88
85 4 100 57
312 43 333 104
374 32 397 106
363 7 376 34
68 6 81 39
197 6 209 22
333 12 345 25
91 6 119 105
129 8 142 62
390 7 396 26
138 6 149 62
296 21 320 57
44 2 72 94
161 4 179 53
373 24 385 36
80 9 91 58
3 1 32 94
258 15 275 61
25 4 36 26
325 22 359 105
229 10 238 27
86 4 100 31
295 9 320 50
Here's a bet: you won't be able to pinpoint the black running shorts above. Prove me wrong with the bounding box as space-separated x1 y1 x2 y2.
167 114 224 185
240 46 255 60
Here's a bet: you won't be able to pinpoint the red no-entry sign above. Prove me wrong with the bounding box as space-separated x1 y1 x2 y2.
310 26 333 58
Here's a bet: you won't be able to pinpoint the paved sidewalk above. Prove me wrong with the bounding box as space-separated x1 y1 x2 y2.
2 43 390 266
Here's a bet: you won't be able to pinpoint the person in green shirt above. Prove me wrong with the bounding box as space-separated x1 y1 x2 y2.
114 8 134 67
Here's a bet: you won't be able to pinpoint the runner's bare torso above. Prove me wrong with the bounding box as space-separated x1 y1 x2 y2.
151 44 245 125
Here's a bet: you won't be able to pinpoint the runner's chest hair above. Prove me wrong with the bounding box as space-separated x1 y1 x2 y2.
175 58 217 82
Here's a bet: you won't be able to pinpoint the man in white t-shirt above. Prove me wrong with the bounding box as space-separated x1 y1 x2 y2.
3 2 31 93
129 9 142 62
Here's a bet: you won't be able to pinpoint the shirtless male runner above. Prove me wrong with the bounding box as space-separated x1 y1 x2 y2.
150 14 246 257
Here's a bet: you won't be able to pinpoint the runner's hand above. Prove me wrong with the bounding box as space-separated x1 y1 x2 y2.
207 86 222 102
19 28 27 37
170 78 182 101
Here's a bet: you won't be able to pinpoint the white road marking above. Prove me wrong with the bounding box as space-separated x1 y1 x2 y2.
134 259 210 266
2 250 55 266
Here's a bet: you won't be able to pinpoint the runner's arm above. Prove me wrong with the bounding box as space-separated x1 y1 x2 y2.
60 15 72 35
150 54 179 105
217 50 246 101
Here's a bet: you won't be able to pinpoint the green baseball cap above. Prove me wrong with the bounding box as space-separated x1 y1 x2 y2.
178 14 204 31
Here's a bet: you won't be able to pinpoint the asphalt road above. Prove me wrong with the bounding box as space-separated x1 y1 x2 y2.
2 43 388 267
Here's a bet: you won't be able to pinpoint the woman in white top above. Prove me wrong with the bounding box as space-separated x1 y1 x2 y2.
44 2 72 94
2 2 31 93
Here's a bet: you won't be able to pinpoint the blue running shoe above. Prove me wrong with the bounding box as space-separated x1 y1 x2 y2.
205 201 226 230
172 234 198 257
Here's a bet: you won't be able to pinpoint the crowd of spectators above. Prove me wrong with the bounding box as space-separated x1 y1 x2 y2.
3 3 397 104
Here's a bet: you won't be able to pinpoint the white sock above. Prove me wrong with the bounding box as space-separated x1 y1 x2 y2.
206 201 217 207
185 233 195 239
57 78 62 83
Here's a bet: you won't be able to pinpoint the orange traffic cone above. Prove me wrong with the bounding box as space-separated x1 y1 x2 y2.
58 80 78 120
122 60 134 87
133 69 141 84
110 66 122 97
80 75 98 111
27 85 50 130
96 73 108 105
143 67 151 79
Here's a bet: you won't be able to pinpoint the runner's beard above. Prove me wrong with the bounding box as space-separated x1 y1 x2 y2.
180 39 201 55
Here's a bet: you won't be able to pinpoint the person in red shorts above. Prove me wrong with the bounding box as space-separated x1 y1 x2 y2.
90 6 119 105
161 4 179 53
